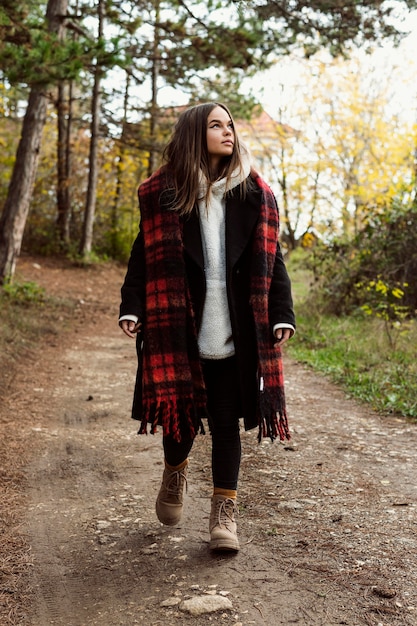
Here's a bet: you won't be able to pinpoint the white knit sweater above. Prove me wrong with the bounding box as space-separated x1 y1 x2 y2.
197 154 251 359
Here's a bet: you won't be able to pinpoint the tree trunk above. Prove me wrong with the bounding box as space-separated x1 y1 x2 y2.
79 0 103 258
147 0 160 177
56 80 72 246
0 87 48 282
57 0 78 247
0 0 68 284
111 73 130 257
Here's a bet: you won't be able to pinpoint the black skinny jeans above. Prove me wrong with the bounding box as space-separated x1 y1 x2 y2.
163 356 242 490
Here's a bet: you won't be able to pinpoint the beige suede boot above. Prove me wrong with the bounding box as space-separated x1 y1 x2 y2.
155 461 188 526
209 494 240 551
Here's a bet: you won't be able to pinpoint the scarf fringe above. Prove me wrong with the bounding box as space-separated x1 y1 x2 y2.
138 398 206 442
258 409 290 443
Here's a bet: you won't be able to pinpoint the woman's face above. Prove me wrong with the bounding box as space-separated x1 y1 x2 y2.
206 106 234 169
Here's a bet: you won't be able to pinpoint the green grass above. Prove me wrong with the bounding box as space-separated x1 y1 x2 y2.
288 312 417 418
286 257 417 420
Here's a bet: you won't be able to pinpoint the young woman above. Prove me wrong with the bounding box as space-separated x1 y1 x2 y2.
119 102 295 552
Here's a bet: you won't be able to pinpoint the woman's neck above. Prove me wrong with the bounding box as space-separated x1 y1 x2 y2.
208 159 226 182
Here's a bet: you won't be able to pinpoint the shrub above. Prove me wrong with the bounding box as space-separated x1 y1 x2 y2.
303 200 417 317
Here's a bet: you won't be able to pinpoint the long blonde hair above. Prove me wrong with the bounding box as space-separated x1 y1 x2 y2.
162 102 248 215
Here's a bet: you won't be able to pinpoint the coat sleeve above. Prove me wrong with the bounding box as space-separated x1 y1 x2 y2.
119 223 146 321
268 242 296 330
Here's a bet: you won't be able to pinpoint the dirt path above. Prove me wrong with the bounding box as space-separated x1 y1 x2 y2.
6 258 417 625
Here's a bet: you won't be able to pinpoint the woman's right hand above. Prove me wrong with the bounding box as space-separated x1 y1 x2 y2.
119 320 142 339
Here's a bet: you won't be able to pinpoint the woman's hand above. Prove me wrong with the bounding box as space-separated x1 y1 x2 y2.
274 327 292 348
120 320 142 339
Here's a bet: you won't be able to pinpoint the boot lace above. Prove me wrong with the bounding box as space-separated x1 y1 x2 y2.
214 498 236 529
164 468 188 499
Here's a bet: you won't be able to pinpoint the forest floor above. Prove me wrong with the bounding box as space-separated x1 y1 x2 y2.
1 255 417 626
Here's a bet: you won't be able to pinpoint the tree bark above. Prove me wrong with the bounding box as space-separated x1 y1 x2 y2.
0 0 68 284
111 73 130 257
0 87 48 282
147 0 160 178
79 0 103 258
56 80 72 246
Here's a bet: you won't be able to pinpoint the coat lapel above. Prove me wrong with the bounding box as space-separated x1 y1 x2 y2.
182 208 204 269
226 186 261 269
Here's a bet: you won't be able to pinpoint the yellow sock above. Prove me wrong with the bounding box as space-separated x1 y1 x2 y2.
165 458 188 472
213 487 237 500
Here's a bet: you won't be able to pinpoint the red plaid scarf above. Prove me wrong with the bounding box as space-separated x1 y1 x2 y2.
250 173 289 442
138 167 289 443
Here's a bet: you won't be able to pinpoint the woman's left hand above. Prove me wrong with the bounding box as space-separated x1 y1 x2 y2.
274 328 292 347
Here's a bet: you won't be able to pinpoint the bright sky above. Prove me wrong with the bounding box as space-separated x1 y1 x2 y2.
248 9 417 124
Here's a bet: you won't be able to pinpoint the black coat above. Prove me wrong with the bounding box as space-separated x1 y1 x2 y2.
120 183 295 432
